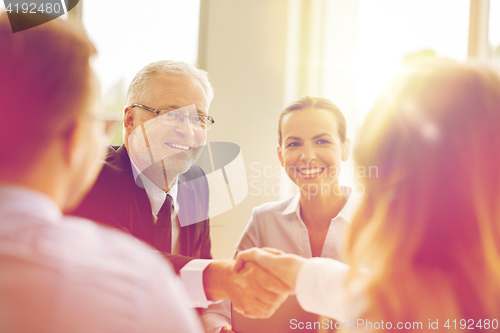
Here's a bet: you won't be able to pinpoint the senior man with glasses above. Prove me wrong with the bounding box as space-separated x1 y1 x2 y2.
72 61 290 323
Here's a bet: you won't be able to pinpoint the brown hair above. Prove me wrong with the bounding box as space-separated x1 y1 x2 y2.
278 96 346 145
0 13 96 171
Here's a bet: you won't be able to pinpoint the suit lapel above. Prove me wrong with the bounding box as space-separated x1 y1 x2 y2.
116 145 155 243
177 173 192 256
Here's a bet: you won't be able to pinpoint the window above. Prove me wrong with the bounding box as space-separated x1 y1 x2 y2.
490 0 500 64
319 0 470 188
354 0 469 116
82 0 201 143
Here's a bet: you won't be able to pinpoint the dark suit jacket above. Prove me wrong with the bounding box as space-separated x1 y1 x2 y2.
71 145 212 273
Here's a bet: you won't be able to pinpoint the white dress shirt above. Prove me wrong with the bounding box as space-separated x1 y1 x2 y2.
0 185 203 333
202 187 360 333
294 257 365 321
131 160 213 308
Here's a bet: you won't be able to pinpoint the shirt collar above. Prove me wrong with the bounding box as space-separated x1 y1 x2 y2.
130 158 178 216
282 193 300 216
0 184 63 223
281 186 359 224
337 188 362 224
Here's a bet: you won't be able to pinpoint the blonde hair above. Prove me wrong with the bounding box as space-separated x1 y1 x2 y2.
345 63 500 328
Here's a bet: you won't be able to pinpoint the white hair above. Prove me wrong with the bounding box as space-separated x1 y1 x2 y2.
126 60 214 106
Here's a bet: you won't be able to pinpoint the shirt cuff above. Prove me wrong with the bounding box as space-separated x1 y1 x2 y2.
180 259 213 308
295 257 349 321
201 300 232 333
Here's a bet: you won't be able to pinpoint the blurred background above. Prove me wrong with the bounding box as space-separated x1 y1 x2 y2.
3 0 498 259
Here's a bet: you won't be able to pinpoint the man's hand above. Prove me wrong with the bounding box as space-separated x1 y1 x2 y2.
203 259 291 318
234 248 306 290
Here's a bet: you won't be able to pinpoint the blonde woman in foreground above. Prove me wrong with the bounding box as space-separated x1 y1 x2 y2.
236 63 500 331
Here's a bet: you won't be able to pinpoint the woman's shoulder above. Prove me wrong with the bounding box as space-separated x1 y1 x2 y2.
251 195 298 219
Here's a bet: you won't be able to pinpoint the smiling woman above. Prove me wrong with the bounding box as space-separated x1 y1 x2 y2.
202 96 360 333
277 97 351 201
269 96 354 258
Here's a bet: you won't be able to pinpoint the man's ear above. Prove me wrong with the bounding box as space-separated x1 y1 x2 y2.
61 120 81 167
277 144 284 167
123 106 135 134
342 138 351 162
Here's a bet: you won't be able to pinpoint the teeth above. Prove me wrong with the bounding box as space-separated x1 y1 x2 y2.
300 168 322 175
167 143 191 150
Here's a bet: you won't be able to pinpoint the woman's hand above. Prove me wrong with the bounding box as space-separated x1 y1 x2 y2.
234 247 306 290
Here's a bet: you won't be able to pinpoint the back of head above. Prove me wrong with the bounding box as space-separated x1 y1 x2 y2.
0 13 95 175
347 63 500 322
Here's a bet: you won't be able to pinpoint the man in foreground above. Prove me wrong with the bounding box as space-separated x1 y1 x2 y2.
0 13 203 332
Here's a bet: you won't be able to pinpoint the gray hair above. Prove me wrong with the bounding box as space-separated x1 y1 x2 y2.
126 60 214 106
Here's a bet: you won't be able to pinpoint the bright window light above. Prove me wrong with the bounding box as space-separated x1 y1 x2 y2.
355 0 470 117
82 0 201 109
490 0 500 64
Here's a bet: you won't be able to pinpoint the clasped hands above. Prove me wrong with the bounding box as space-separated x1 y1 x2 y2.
204 248 306 322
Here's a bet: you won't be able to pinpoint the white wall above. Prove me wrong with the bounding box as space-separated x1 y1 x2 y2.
198 0 290 259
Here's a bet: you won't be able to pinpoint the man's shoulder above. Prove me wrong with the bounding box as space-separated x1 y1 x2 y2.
253 195 295 214
70 145 135 219
99 145 130 178
64 216 175 279
91 145 133 193
7 213 169 275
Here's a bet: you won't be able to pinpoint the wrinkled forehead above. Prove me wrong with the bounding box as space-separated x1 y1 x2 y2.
145 74 209 114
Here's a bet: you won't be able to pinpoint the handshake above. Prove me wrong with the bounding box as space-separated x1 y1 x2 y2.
203 248 306 319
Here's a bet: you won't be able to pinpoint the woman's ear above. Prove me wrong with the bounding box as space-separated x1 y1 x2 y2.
277 144 284 167
342 138 351 162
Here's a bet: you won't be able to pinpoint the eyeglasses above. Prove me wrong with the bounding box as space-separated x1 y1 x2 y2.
82 112 121 143
132 104 215 130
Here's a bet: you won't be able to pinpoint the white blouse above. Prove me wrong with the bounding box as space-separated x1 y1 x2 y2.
236 186 359 260
202 187 361 333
